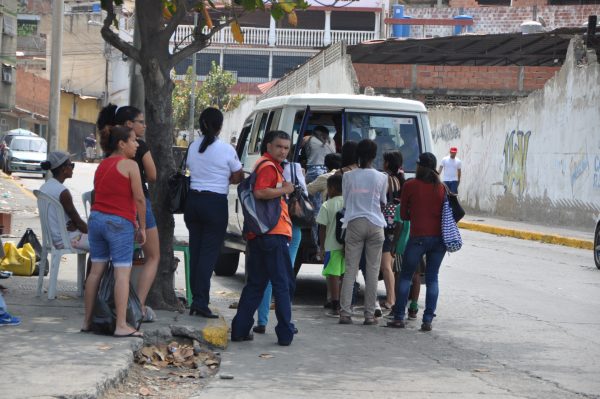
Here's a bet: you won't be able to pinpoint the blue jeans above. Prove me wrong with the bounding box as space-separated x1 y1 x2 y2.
393 236 446 323
184 191 228 312
88 211 135 267
256 224 301 326
231 234 296 344
444 180 459 195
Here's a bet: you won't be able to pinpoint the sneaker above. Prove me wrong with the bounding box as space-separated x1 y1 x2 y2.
326 308 340 318
252 325 266 334
420 322 432 332
386 319 405 328
374 301 382 318
363 318 378 326
338 315 353 324
0 312 21 326
408 309 418 319
323 301 333 309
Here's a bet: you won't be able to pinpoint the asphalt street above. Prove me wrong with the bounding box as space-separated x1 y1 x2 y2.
10 164 600 398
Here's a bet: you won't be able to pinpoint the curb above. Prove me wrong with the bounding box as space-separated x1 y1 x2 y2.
0 173 37 200
458 221 594 250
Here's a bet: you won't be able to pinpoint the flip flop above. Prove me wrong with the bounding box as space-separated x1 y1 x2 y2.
114 331 144 338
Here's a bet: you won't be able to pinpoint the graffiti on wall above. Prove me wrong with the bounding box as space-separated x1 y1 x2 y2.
432 123 461 143
569 153 589 188
594 156 600 189
503 130 531 197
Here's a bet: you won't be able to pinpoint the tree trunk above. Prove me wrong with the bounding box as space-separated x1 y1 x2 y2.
137 2 180 309
143 67 179 310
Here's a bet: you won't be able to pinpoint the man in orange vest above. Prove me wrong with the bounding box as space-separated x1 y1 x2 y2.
231 131 297 346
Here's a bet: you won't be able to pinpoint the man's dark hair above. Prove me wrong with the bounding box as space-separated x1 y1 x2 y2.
260 130 291 155
340 141 359 167
356 139 377 168
324 153 342 171
327 174 343 194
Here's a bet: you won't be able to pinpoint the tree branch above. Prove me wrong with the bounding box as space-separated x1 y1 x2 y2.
169 16 240 67
102 2 140 62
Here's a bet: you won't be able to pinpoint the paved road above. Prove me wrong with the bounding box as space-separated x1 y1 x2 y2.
12 166 600 398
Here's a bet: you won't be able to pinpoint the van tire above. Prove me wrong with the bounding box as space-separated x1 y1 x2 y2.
214 252 240 276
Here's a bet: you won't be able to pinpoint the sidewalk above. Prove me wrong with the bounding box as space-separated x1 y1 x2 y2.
0 173 228 399
0 171 594 398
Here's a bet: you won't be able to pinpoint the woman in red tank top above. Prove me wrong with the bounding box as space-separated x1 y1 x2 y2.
81 125 147 338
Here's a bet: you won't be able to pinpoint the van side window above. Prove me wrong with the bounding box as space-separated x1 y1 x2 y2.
266 109 282 132
248 112 268 155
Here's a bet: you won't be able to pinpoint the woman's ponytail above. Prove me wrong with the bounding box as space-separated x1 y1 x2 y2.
198 108 223 154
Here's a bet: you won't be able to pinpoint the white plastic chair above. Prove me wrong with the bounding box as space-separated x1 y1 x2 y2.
34 190 87 299
82 190 93 219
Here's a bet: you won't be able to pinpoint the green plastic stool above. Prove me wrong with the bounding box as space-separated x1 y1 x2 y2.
173 240 191 306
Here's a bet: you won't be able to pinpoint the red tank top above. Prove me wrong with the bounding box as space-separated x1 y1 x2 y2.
92 156 136 225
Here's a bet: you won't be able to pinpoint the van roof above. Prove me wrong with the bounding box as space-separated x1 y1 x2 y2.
255 94 427 113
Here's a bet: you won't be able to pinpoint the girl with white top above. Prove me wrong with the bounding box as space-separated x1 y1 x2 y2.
339 139 388 326
184 108 244 318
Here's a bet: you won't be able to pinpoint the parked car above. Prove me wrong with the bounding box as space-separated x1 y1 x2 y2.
213 93 434 277
2 135 47 177
595 219 600 269
0 129 38 167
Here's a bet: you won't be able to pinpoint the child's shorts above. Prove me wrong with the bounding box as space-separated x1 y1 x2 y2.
322 249 345 277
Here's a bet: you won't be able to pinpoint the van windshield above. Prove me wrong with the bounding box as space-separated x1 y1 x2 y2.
346 113 420 172
11 138 47 153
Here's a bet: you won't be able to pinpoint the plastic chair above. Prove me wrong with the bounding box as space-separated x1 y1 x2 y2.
34 190 87 299
82 190 92 219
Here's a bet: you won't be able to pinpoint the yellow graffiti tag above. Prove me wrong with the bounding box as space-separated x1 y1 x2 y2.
503 130 531 197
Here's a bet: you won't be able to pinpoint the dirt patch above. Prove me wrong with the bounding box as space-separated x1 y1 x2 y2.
100 338 222 398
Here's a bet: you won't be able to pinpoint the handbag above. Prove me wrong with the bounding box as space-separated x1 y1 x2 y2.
0 241 36 276
168 146 190 214
17 228 46 275
444 184 465 222
287 162 315 228
90 262 144 335
441 196 462 253
381 175 401 231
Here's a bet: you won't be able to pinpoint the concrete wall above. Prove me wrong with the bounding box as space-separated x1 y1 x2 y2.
221 96 259 144
429 37 600 228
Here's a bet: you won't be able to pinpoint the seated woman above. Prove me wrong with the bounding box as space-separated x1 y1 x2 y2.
39 151 89 250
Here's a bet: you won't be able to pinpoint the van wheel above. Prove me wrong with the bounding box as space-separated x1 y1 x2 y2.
214 252 240 276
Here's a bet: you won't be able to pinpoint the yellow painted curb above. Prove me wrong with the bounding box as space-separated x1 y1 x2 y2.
0 172 37 200
458 221 594 250
201 318 229 349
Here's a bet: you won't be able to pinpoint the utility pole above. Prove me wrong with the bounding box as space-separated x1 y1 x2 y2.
48 0 64 152
129 14 144 112
187 13 198 141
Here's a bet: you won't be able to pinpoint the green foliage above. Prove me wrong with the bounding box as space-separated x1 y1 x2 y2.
172 62 244 130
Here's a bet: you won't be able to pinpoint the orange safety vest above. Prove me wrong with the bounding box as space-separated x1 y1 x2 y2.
250 156 292 239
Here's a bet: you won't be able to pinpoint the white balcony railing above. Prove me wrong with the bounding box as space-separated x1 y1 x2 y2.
172 25 376 48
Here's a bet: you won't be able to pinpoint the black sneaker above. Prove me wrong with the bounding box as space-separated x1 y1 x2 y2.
374 308 383 318
231 333 254 342
252 325 266 334
420 322 432 332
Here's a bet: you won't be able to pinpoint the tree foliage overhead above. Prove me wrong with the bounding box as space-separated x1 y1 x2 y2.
98 0 309 309
172 62 243 130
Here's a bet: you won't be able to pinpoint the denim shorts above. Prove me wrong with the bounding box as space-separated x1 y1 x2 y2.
88 211 135 267
145 197 157 229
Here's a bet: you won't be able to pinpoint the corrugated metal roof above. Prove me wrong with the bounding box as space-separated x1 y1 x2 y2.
347 29 599 67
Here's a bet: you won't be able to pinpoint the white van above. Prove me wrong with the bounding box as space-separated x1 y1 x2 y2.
214 93 433 276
